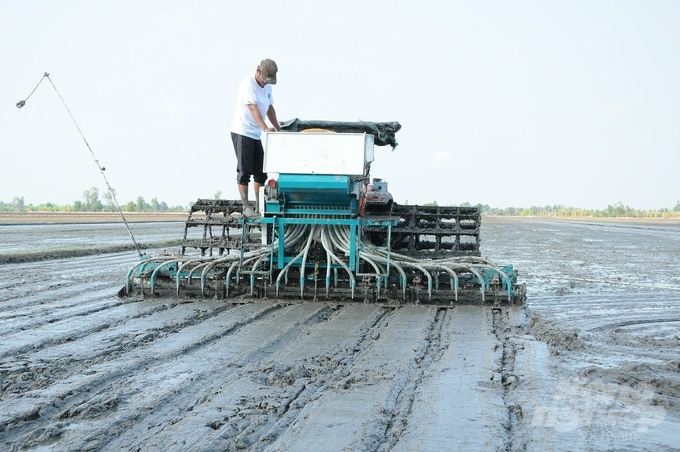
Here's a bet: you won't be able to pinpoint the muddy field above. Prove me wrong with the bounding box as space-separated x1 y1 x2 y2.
0 217 678 451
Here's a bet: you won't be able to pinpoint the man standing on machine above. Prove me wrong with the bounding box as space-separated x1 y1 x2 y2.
230 59 281 217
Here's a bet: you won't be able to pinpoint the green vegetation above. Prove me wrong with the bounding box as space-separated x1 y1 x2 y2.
479 201 680 218
2 191 680 218
416 201 680 218
0 187 186 213
421 201 680 219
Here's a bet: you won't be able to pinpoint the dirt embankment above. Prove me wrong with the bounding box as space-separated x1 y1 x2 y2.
0 241 181 265
0 212 188 225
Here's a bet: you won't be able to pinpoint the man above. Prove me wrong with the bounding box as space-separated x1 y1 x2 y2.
230 59 281 217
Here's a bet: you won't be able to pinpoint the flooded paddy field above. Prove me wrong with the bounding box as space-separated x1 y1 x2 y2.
0 217 678 451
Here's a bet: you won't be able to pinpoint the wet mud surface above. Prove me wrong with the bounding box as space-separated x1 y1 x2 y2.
1 218 678 451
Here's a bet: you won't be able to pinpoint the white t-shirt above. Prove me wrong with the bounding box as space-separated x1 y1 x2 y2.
230 75 274 140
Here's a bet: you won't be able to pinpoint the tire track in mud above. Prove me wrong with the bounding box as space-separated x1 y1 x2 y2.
1 296 533 452
0 301 234 396
0 253 136 305
0 285 124 333
100 304 393 452
492 307 527 452
266 306 445 452
0 297 172 360
249 305 400 451
9 303 339 451
375 307 448 451
88 305 530 452
0 255 185 354
381 307 523 452
0 280 112 313
0 302 282 450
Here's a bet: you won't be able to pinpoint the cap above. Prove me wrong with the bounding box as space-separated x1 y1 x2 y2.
259 59 278 85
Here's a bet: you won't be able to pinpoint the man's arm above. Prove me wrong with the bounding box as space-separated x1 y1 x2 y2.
266 105 281 131
248 104 276 132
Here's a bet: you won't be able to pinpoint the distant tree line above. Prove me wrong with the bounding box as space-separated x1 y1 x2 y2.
0 188 187 213
413 200 680 218
3 192 680 218
482 201 680 218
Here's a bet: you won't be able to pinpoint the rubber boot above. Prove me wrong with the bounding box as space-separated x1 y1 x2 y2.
239 185 256 217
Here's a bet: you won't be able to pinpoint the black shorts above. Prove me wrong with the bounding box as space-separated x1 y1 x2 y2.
231 133 267 185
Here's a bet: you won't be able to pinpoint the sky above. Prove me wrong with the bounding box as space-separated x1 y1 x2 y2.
1 0 679 210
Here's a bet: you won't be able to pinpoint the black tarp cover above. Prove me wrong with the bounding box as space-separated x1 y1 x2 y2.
280 119 401 148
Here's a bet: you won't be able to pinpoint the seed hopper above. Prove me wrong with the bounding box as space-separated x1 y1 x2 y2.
120 120 525 305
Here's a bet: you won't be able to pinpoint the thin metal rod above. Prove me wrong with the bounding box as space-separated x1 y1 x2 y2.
43 73 144 257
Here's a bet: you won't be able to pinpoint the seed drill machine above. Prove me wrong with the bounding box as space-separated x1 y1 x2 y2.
121 120 525 305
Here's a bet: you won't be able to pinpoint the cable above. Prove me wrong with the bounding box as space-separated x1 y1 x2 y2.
16 72 144 257
16 72 48 109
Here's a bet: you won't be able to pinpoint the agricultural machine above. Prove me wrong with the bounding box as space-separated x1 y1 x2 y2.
120 119 525 305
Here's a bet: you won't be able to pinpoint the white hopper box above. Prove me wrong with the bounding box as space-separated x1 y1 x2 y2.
263 132 375 176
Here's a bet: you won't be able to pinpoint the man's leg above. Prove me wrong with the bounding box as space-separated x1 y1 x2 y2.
238 183 249 204
253 139 267 215
254 182 263 214
232 133 257 217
